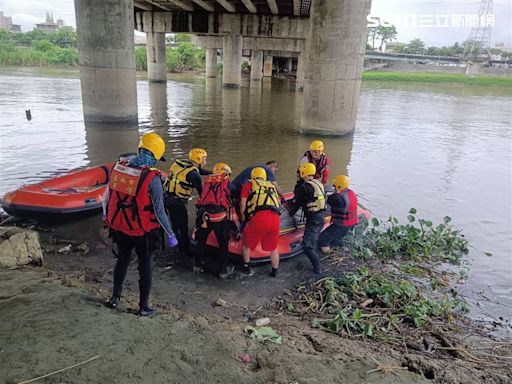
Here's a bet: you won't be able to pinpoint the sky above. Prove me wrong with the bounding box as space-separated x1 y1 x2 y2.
1 0 510 47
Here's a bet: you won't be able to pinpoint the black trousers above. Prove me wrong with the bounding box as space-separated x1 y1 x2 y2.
165 196 191 258
112 229 161 310
302 211 325 273
195 214 231 274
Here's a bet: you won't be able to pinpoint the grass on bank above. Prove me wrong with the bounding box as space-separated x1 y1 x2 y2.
363 70 512 87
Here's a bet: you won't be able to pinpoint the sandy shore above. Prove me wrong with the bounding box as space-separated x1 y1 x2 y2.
0 218 511 383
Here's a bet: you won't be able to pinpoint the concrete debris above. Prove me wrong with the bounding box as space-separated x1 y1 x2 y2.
0 226 43 268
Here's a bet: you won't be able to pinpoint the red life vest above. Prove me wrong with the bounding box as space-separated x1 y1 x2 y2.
331 189 358 227
304 151 328 181
196 174 231 212
106 162 161 236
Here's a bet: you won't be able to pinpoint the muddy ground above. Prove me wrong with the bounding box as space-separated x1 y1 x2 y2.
0 215 511 384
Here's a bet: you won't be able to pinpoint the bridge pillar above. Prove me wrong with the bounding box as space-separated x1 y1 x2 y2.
466 61 479 76
250 50 263 80
300 0 371 136
263 54 273 77
296 53 305 90
74 0 137 123
205 48 217 78
285 58 293 73
147 32 167 82
222 34 242 87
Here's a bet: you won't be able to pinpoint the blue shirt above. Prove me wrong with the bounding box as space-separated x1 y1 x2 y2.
231 165 276 193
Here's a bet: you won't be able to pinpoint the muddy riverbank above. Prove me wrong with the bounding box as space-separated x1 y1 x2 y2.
1 219 511 384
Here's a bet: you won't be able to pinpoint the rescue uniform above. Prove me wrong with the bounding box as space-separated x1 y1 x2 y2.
288 179 326 273
195 173 234 275
318 188 359 248
164 159 210 262
299 151 330 184
241 179 281 252
230 165 277 199
104 159 174 312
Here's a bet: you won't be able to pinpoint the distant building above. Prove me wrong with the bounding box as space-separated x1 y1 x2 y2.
494 42 512 53
0 11 21 33
35 12 64 33
382 41 405 53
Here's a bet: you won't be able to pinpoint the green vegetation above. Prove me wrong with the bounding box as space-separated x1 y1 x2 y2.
363 71 512 87
0 29 205 72
0 27 78 66
135 43 205 73
278 209 474 357
346 209 469 264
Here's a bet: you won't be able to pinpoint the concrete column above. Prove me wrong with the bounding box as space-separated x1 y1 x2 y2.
285 58 293 73
147 32 167 82
74 0 137 123
263 54 273 77
250 50 263 80
296 53 305 89
205 48 217 78
466 61 479 76
300 0 371 136
222 34 242 87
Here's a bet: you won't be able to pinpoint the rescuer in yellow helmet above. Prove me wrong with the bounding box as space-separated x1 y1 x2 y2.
239 167 281 277
104 132 177 317
287 162 326 274
318 175 359 254
164 147 211 270
195 162 236 279
298 140 330 184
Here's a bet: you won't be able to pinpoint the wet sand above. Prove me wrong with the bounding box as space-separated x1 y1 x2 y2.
1 220 511 384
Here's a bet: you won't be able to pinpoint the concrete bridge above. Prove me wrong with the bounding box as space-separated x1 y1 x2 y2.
74 0 371 136
365 52 461 64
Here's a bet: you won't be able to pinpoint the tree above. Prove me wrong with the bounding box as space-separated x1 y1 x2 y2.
377 24 397 51
367 18 379 50
175 34 191 43
404 38 425 54
51 26 77 48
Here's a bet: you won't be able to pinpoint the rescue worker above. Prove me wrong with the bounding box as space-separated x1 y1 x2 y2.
319 175 359 253
195 162 236 279
239 167 281 277
103 132 178 317
287 162 326 274
164 148 210 269
299 140 330 184
230 161 284 200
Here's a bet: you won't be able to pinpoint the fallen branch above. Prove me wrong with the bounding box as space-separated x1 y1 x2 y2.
17 355 101 384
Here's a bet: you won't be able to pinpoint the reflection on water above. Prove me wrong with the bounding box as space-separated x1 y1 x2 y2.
0 67 510 322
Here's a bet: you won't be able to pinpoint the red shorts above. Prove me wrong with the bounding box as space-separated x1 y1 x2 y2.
242 210 280 251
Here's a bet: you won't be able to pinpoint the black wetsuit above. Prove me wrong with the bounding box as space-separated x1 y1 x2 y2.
288 180 325 273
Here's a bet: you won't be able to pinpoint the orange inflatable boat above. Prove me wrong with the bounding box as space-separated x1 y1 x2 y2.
198 192 371 263
1 163 114 217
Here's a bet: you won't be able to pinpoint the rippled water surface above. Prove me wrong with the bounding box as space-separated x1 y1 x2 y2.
0 67 511 321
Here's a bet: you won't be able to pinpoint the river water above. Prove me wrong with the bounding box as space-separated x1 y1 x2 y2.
0 67 511 322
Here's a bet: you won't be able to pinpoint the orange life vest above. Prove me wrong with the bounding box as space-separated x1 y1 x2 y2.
106 162 161 236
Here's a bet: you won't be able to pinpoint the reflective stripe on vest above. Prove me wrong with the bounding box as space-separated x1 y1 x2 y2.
196 174 231 211
245 179 280 219
304 179 326 212
106 163 161 236
331 189 358 227
164 159 199 200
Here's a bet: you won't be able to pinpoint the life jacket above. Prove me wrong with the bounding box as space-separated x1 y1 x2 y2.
106 162 161 236
196 174 231 212
331 189 358 227
303 151 328 181
304 179 326 213
245 179 280 219
164 159 199 200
